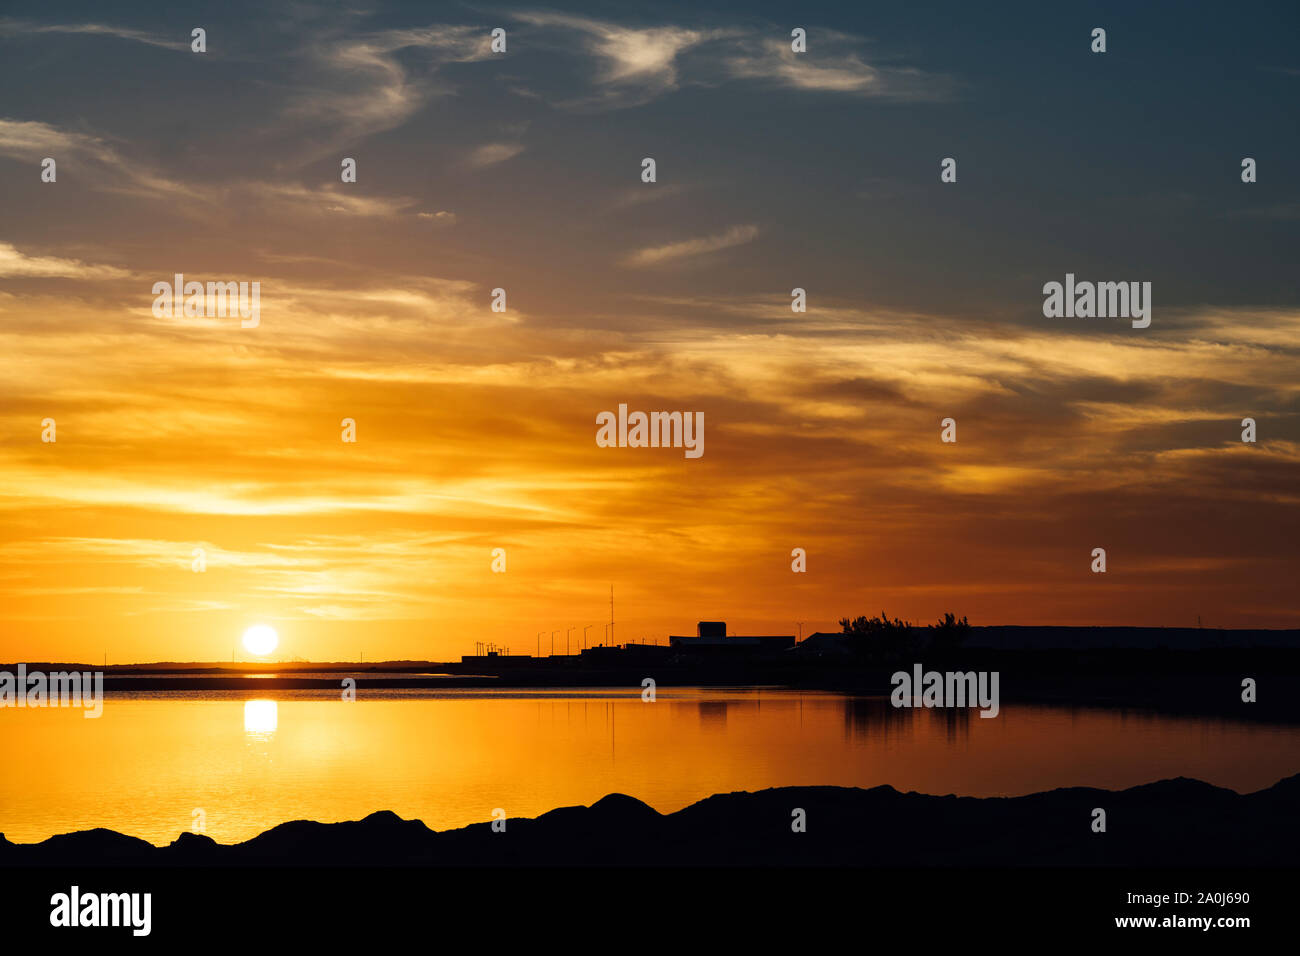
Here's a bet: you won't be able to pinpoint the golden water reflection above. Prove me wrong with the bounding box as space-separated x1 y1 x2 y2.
1 690 1295 846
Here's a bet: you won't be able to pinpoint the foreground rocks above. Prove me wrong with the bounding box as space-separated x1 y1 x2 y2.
3 774 1297 866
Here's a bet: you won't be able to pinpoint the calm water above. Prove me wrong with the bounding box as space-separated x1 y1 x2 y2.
2 688 1296 845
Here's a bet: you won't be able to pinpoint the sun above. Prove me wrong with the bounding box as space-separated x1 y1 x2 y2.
242 624 279 657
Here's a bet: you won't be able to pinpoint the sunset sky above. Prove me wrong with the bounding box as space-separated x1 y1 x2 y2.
1 2 1298 663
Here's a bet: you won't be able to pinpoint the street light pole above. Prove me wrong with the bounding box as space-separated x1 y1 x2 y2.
583 624 593 651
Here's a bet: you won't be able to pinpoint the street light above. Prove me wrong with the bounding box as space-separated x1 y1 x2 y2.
551 630 559 656
566 627 575 655
583 624 593 651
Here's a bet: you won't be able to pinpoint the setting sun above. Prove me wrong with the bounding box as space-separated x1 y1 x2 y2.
242 625 279 657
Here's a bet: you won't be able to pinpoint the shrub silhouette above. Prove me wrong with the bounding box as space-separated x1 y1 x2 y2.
837 611 970 661
928 612 971 652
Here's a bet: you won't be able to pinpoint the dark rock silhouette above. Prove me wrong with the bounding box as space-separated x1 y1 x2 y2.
3 774 1297 867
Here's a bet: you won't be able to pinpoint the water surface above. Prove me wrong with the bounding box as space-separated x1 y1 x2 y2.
2 688 1294 845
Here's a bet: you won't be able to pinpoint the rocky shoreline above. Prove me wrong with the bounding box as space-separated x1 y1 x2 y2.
5 774 1297 867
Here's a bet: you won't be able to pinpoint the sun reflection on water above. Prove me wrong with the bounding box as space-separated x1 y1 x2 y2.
243 699 278 739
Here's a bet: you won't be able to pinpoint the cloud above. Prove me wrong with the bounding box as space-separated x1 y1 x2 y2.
509 14 951 109
0 118 197 202
418 210 458 225
466 142 525 167
245 182 423 217
0 19 186 50
0 242 132 279
282 25 496 159
0 118 105 156
0 118 441 225
513 12 707 107
723 34 952 100
609 183 689 209
1 21 501 186
624 224 760 266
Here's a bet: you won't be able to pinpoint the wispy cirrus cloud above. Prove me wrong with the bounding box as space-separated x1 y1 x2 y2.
0 118 200 202
508 13 952 109
0 118 447 225
0 241 133 280
723 32 954 99
280 24 497 159
624 224 760 266
244 182 426 218
0 19 187 50
512 11 709 108
466 142 526 167
417 210 458 225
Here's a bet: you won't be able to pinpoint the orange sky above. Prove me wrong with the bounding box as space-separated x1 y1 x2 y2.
2 254 1296 662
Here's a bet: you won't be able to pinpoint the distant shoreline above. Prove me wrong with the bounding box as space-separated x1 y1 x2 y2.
10 623 1300 672
12 623 1300 674
8 642 1300 722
